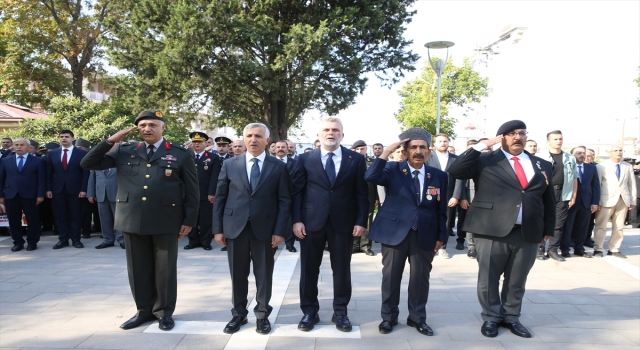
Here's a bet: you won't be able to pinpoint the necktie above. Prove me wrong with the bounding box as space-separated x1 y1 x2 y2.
325 152 336 185
577 165 583 183
62 149 68 170
411 170 420 230
17 156 24 172
281 158 286 162
147 145 155 160
195 154 200 161
103 169 110 177
511 157 529 188
615 164 620 180
250 158 260 191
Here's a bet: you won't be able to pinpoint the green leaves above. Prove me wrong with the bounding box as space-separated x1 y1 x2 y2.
395 58 489 138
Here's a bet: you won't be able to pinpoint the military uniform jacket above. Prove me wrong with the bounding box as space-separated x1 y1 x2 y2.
195 151 221 200
80 139 199 235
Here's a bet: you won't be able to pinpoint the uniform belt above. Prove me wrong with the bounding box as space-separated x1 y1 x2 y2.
553 185 563 190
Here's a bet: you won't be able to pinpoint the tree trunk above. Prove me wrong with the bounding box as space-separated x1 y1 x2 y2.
71 66 83 99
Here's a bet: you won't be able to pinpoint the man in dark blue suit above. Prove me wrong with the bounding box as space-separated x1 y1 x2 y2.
292 117 369 333
561 146 600 258
365 128 447 336
45 130 89 249
274 140 298 252
0 138 46 251
185 132 221 250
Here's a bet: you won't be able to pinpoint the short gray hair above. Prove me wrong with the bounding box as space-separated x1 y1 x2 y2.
13 138 30 145
320 117 343 132
243 123 270 138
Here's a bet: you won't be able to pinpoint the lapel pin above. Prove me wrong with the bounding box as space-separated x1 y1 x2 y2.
403 168 408 175
427 173 431 179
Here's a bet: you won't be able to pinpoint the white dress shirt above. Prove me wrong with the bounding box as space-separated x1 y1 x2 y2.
15 153 28 168
408 163 425 197
435 151 449 171
60 145 74 161
143 139 164 155
194 151 205 159
320 146 342 176
246 151 267 182
277 156 288 163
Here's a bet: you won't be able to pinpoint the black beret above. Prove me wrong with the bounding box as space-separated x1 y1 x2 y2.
45 142 60 150
215 136 232 145
75 138 91 148
399 127 432 146
189 132 209 142
496 120 527 136
29 140 39 149
351 140 367 149
134 110 165 125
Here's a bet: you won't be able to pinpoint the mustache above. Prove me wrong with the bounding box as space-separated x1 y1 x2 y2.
412 154 424 159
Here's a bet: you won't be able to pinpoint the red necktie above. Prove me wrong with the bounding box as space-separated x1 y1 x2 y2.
511 156 528 188
62 149 68 170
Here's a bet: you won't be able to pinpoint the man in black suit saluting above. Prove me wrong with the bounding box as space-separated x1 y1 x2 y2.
449 120 555 339
292 117 369 332
214 123 291 335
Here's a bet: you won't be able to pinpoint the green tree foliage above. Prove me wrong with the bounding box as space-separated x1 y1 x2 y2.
395 58 490 138
0 0 110 107
4 96 189 144
105 0 419 140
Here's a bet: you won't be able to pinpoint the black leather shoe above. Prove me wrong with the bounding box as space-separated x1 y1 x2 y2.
286 245 297 252
120 242 126 249
158 316 175 331
72 240 84 248
53 240 69 249
11 244 24 252
378 319 398 334
120 315 156 330
256 318 271 334
500 321 531 338
184 244 198 250
574 251 592 258
203 245 212 250
536 254 548 261
481 321 499 337
560 251 571 258
608 250 627 258
82 233 91 239
352 247 362 254
406 318 433 336
95 242 114 249
298 314 320 332
221 246 227 251
593 250 604 257
365 248 375 256
332 314 352 332
584 241 594 248
467 250 477 259
548 251 565 261
223 316 247 334
455 242 464 250
26 243 37 251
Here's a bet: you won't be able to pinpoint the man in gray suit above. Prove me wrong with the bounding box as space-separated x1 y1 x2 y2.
214 123 291 335
87 143 124 249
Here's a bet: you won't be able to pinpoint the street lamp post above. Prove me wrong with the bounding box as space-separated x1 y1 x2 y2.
425 41 455 135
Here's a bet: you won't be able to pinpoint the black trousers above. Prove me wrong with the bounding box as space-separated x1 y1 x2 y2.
299 221 353 316
381 229 434 322
51 191 83 242
585 212 596 243
455 207 475 250
6 195 41 245
541 189 568 253
124 232 178 319
187 200 213 247
226 222 274 319
285 217 296 248
39 197 55 231
561 204 591 254
81 199 100 234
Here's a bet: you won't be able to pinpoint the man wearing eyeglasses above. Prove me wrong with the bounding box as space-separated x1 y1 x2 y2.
538 130 578 261
449 120 555 339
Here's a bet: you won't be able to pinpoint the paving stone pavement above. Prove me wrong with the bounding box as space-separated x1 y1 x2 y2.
0 225 638 350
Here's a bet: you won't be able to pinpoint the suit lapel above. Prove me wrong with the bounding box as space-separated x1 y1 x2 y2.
311 148 331 187
495 150 519 185
236 154 251 193
135 142 148 161
252 155 274 194
526 157 544 189
400 160 417 199
428 153 441 170
334 146 352 188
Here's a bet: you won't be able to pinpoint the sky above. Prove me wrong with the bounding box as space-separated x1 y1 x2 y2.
294 0 640 154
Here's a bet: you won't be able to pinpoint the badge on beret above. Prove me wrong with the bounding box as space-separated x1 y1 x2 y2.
156 111 163 118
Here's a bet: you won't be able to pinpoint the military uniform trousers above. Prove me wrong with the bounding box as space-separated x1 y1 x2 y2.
124 232 178 319
381 229 434 323
187 200 213 247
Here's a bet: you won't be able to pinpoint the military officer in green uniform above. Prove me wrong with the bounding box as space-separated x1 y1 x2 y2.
80 110 199 331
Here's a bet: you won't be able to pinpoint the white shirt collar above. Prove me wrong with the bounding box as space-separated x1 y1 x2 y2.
144 139 164 150
62 145 74 152
501 148 530 162
408 163 424 175
195 151 205 157
320 146 342 158
277 155 288 163
246 151 267 164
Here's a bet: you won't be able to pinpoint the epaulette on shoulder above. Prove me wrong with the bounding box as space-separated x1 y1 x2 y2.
170 142 187 151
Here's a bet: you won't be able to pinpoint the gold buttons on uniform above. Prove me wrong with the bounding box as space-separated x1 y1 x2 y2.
142 197 147 201
143 186 148 190
146 175 150 178
147 164 151 168
172 204 175 207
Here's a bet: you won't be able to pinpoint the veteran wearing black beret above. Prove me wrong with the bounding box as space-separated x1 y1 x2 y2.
448 120 555 339
80 109 199 332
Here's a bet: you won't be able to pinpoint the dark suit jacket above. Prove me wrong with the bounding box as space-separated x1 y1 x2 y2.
365 159 448 251
291 146 369 233
45 147 89 194
195 151 221 200
426 152 465 200
80 139 199 235
213 153 291 241
0 154 46 199
448 148 556 243
576 163 600 209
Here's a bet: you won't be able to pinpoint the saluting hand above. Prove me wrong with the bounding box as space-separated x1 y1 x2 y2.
379 138 410 160
479 136 503 149
107 127 137 144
